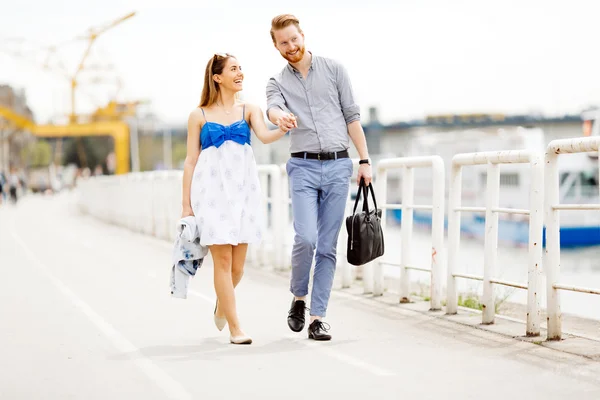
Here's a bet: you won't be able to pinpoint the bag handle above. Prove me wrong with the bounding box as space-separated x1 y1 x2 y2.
361 181 370 213
366 180 379 212
352 178 379 215
352 179 364 214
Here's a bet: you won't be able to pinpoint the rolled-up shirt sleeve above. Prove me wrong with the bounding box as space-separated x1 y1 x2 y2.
266 77 291 119
335 63 361 125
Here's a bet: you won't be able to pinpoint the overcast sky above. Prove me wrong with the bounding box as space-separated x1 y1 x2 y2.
2 0 599 126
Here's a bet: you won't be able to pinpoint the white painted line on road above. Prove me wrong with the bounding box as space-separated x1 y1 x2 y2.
303 340 396 377
190 289 394 376
114 238 392 377
10 231 194 400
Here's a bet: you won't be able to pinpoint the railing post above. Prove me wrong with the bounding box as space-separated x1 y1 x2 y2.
399 166 414 303
258 171 269 266
544 149 562 340
362 160 373 293
482 162 500 324
171 171 184 241
270 167 283 270
430 157 445 311
446 163 462 315
526 154 544 336
346 158 372 295
280 164 291 270
373 166 387 296
363 261 374 294
339 187 353 288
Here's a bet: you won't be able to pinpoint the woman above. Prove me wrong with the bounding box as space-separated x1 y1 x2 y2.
181 53 296 345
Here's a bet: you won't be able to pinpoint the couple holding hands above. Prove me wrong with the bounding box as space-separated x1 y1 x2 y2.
181 14 372 344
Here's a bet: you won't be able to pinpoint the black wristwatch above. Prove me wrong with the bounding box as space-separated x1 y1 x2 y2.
359 159 370 165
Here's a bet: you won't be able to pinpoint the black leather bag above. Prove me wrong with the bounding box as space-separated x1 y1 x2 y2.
345 179 385 266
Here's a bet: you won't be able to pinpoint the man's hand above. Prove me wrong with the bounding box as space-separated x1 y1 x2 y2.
357 163 372 186
276 113 297 132
181 205 194 218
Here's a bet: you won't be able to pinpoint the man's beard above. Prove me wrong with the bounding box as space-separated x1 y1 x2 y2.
282 45 305 63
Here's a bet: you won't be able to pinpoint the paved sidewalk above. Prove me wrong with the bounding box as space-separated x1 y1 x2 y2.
1 193 600 399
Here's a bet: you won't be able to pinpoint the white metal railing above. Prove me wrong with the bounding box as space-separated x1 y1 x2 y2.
334 158 381 294
375 156 445 310
445 150 544 336
545 137 600 340
277 164 293 270
78 170 184 241
253 164 284 269
75 136 600 341
78 168 285 268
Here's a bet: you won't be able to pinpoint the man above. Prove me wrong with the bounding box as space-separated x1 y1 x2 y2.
0 171 5 205
8 168 20 204
266 14 372 341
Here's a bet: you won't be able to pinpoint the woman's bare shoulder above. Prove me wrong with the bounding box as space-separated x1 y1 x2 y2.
189 107 205 120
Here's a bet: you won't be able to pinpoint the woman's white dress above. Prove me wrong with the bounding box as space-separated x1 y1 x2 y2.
190 113 263 246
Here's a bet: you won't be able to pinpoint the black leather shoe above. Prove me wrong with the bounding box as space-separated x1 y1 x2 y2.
308 320 332 341
287 299 306 332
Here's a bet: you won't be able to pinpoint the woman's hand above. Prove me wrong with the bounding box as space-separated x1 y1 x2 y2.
181 205 195 218
276 113 297 132
249 105 294 144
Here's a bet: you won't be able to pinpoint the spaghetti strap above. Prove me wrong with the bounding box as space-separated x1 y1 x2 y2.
242 104 245 120
199 107 207 122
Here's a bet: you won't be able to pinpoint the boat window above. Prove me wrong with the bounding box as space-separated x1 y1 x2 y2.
500 173 519 186
580 170 599 197
559 172 577 197
480 172 486 188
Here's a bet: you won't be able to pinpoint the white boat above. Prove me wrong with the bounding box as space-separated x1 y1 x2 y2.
381 113 600 248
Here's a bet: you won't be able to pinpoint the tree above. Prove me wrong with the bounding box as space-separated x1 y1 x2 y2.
63 136 113 171
20 140 52 168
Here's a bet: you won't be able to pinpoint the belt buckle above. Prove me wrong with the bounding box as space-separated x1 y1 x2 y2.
317 153 321 161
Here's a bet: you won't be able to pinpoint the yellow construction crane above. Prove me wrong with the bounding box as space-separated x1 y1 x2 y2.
1 12 136 123
0 24 130 122
69 11 136 123
0 37 71 79
0 105 130 175
0 12 138 172
54 11 136 166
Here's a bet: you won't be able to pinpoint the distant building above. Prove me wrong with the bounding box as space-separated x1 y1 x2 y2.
156 107 594 166
0 85 34 119
0 85 35 171
376 110 589 160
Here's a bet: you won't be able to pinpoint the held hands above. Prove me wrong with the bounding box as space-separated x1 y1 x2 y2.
357 163 373 186
276 113 297 132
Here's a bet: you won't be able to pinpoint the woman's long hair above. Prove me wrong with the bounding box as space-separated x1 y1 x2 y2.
199 53 235 107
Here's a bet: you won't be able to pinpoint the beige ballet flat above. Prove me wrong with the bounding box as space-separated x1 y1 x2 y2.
230 334 252 345
214 300 227 332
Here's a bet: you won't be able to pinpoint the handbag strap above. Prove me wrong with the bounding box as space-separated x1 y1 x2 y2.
361 181 370 213
367 181 379 212
353 178 379 214
352 178 365 214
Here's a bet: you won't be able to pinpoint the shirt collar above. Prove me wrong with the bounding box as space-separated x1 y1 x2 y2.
287 51 314 74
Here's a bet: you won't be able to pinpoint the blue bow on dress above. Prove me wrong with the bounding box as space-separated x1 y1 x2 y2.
201 120 251 149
